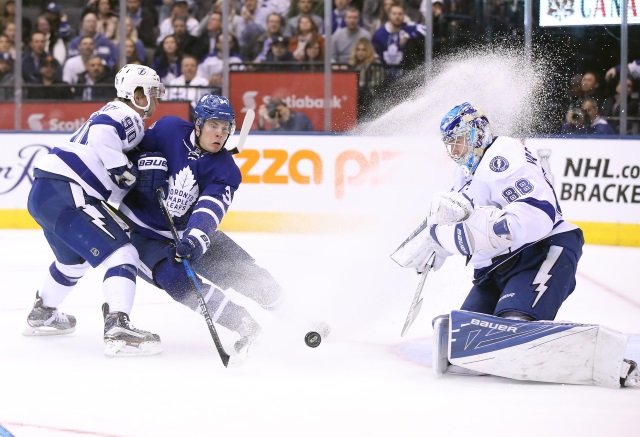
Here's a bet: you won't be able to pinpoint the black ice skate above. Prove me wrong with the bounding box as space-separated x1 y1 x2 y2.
228 316 262 367
102 303 162 357
23 291 76 336
621 359 639 388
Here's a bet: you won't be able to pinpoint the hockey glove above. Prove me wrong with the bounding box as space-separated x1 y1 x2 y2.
108 161 139 189
428 191 474 224
136 152 168 195
165 229 210 264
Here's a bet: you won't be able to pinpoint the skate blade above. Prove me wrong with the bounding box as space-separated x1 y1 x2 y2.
23 326 75 337
104 340 163 357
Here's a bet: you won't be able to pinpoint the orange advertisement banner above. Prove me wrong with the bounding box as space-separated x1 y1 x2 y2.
0 102 191 131
230 71 358 132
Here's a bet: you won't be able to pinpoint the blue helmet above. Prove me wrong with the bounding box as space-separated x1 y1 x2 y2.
440 102 493 172
194 94 236 147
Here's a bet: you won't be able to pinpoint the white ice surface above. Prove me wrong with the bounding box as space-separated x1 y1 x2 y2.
1 229 639 437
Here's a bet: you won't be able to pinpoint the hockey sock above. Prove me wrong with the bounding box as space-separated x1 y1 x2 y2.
40 261 88 308
103 264 137 314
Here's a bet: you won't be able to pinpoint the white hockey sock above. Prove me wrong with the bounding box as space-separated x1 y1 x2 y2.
40 261 88 308
103 275 136 314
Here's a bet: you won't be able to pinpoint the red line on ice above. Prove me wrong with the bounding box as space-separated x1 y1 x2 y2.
577 271 640 310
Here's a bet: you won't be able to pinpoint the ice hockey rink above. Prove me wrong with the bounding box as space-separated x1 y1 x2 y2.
0 228 639 437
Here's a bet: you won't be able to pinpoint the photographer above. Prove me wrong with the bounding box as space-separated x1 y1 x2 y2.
257 97 314 131
560 106 590 135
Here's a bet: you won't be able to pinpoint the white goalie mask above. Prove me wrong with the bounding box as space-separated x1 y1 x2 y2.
115 64 165 118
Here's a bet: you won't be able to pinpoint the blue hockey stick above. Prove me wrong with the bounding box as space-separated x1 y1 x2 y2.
156 188 230 367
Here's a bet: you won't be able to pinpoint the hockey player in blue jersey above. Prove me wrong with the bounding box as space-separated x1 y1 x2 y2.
25 64 166 356
391 102 639 388
119 95 281 357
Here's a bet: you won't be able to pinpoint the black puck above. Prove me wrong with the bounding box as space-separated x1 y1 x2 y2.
304 331 321 348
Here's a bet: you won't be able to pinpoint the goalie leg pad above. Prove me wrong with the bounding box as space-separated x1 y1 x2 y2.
448 310 628 388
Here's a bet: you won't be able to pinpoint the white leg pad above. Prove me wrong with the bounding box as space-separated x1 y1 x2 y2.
448 310 628 388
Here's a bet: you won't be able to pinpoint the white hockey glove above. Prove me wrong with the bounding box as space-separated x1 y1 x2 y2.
428 191 474 224
433 206 514 256
391 219 452 273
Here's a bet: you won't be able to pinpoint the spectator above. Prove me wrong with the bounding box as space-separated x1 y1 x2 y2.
371 2 424 79
258 97 314 131
75 55 116 100
167 54 210 117
85 0 119 42
564 73 584 109
582 97 616 135
0 51 14 101
171 16 198 56
254 12 284 62
35 15 66 66
348 37 385 120
420 0 448 55
299 37 323 71
1 0 32 45
63 35 96 85
605 59 640 82
561 106 590 135
331 0 351 32
260 0 289 18
197 33 243 90
43 3 72 61
331 7 371 64
601 78 640 134
67 13 118 70
364 0 411 34
235 0 268 60
0 33 15 60
152 35 183 84
26 55 73 100
197 0 239 38
263 35 294 69
285 0 323 38
22 31 60 84
289 14 324 61
126 0 158 48
157 0 200 45
580 71 603 105
113 17 147 68
194 11 222 61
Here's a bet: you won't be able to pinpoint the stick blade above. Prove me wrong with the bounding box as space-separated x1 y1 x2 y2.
401 298 423 337
227 108 255 155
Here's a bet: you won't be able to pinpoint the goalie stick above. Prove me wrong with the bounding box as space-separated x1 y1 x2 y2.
227 108 255 155
401 253 436 337
156 188 231 367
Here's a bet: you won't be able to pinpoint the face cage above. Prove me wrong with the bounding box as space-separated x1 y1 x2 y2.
443 129 473 167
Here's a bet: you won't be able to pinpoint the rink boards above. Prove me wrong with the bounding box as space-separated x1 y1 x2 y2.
0 133 638 246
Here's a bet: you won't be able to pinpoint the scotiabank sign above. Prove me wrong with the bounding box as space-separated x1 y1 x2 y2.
230 71 358 132
0 102 190 131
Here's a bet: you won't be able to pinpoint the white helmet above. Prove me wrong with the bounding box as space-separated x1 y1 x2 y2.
114 64 165 118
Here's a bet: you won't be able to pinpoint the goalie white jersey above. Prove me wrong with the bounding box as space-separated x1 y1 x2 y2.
34 100 146 203
453 136 577 270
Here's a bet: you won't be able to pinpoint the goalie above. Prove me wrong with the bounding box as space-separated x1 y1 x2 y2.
391 102 638 388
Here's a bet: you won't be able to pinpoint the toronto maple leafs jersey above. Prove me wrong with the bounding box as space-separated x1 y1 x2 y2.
33 100 146 203
452 136 578 274
119 116 241 241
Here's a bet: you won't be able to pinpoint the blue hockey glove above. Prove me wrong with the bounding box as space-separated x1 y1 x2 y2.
108 161 139 189
166 231 209 263
137 152 168 195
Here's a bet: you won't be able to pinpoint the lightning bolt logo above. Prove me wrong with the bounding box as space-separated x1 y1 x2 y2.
82 205 116 239
531 245 563 307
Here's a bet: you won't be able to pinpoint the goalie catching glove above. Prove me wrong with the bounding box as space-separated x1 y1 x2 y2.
391 200 514 272
428 191 474 224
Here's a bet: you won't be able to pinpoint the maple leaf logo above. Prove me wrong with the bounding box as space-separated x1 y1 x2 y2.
167 166 200 218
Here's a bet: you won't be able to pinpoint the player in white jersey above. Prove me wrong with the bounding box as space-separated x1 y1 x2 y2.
391 102 639 388
24 65 167 356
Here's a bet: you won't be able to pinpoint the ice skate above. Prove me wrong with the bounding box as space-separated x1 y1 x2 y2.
23 292 76 336
102 303 162 357
228 316 262 367
621 359 639 388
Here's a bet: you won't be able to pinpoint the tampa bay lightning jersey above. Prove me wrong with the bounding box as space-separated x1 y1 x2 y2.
119 116 241 241
452 136 578 271
34 100 146 203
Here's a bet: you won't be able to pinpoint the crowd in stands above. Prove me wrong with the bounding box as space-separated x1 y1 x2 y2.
0 0 638 133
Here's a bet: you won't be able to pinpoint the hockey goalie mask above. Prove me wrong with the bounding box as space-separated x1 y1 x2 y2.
440 102 493 172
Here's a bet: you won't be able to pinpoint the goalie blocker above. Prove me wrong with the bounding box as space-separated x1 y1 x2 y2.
433 310 639 388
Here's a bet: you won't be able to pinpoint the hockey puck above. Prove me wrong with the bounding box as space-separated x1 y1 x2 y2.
304 331 322 348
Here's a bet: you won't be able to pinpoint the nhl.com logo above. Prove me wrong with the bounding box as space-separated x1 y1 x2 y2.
241 91 346 112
